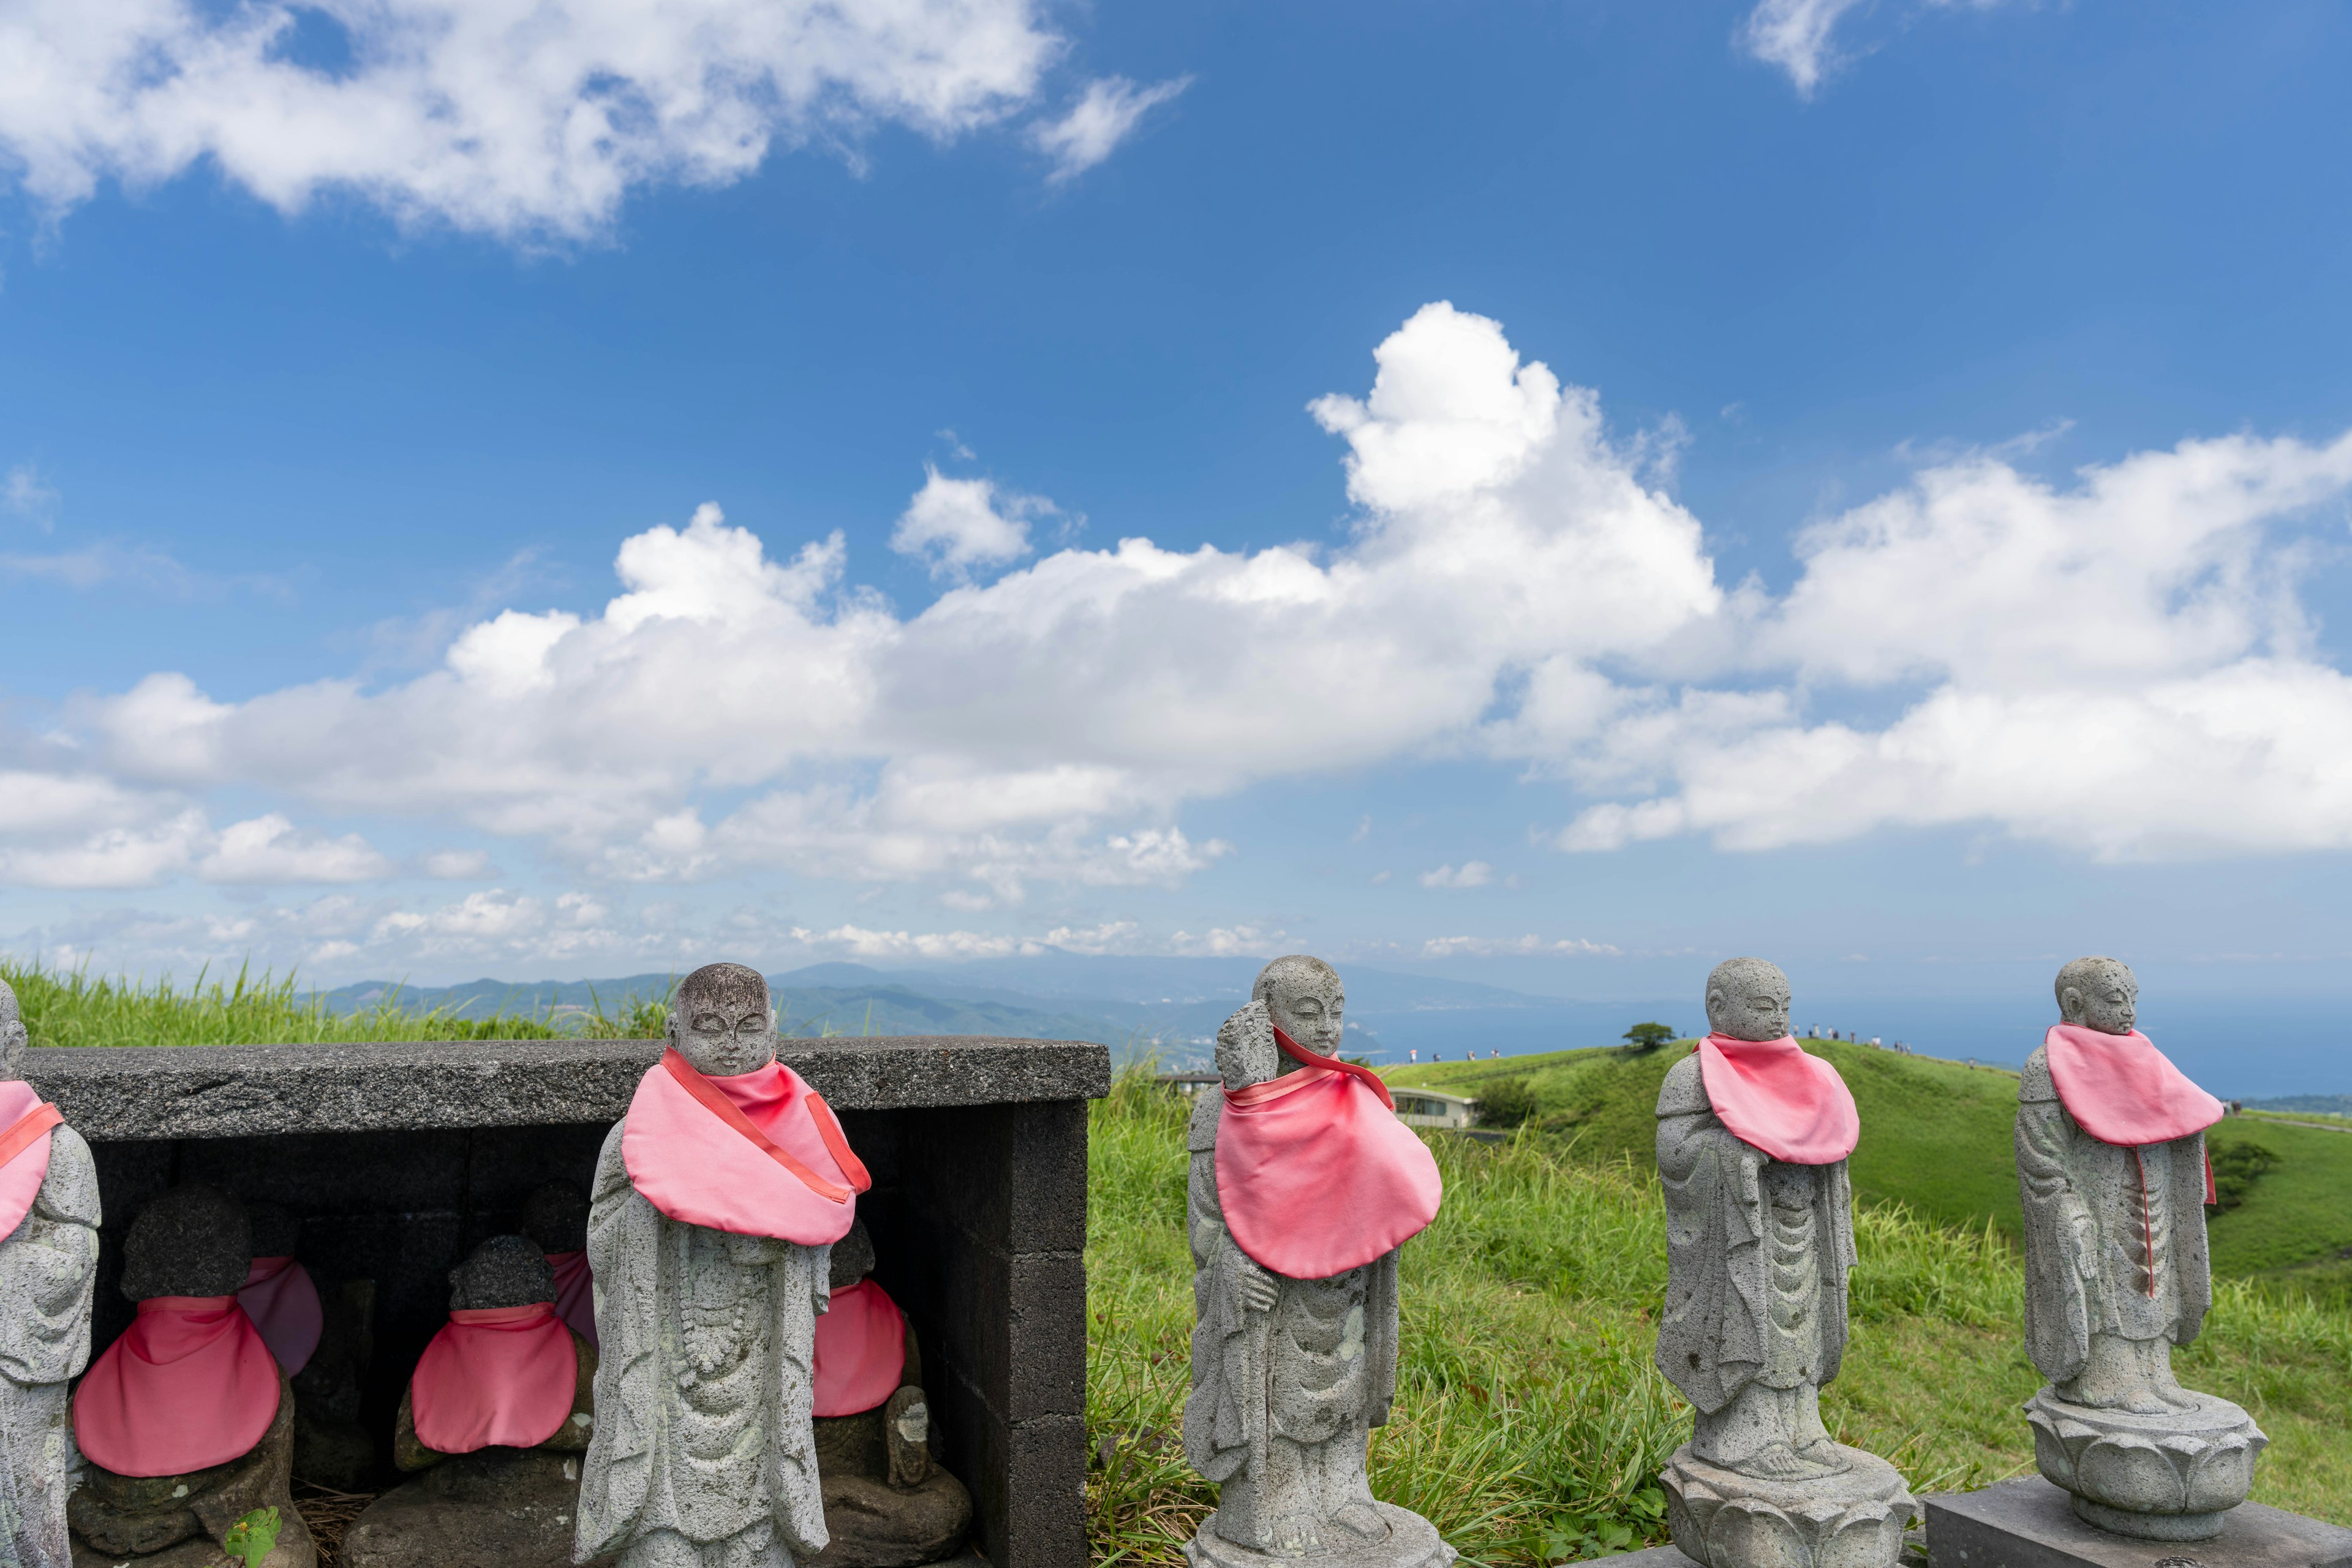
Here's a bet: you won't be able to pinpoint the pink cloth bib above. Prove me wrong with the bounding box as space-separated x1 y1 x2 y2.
412 1302 578 1453
546 1249 598 1349
238 1256 323 1376
74 1297 281 1477
622 1051 870 1243
1695 1035 1860 1165
813 1277 908 1417
1215 1054 1444 1281
0 1080 61 1241
2044 1025 2224 1147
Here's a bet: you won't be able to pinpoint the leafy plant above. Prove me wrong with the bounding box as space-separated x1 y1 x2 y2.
2211 1141 2281 1211
220 1506 280 1568
1473 1077 1539 1128
1619 1022 1676 1053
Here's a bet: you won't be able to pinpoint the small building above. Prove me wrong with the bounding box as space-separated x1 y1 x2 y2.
1392 1088 1479 1129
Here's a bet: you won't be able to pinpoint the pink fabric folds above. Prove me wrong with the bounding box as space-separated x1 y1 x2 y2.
0 1080 61 1241
2044 1025 2225 1147
1695 1035 1860 1165
411 1302 577 1454
238 1256 323 1376
813 1276 908 1417
621 1050 871 1244
74 1297 281 1477
546 1249 598 1348
1214 1058 1443 1281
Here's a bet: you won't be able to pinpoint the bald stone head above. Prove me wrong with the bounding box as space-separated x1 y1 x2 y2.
2056 956 2137 1036
121 1185 252 1302
0 978 25 1082
449 1235 554 1311
1705 958 1792 1042
669 962 777 1076
1252 954 1344 1061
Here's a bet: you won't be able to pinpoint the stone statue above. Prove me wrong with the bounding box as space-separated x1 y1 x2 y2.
524 1182 598 1348
575 962 871 1568
0 978 99 1568
342 1236 599 1568
68 1185 315 1568
1654 959 1912 1568
1182 956 1450 1568
808 1218 972 1567
239 1202 377 1491
2015 957 2261 1539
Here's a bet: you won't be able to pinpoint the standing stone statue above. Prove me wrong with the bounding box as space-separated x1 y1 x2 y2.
1182 956 1450 1568
1654 959 1912 1568
575 963 872 1568
2016 957 2261 1540
0 979 99 1568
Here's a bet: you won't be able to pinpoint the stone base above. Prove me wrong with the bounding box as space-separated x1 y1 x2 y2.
71 1510 316 1568
2024 1385 2267 1537
1183 1503 1455 1568
341 1449 608 1568
1661 1442 1917 1568
1925 1475 2352 1568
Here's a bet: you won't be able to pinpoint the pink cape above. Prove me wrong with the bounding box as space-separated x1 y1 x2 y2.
813 1277 908 1417
238 1256 323 1376
2044 1025 2225 1147
0 1080 61 1241
74 1297 281 1477
622 1050 872 1243
547 1249 598 1348
1695 1035 1860 1165
1214 1035 1443 1280
412 1302 577 1453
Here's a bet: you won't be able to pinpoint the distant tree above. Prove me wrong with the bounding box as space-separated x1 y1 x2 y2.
2209 1142 2280 1210
1621 1022 1676 1054
1474 1077 1539 1128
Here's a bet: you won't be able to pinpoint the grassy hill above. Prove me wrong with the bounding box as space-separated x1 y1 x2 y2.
1386 1040 2352 1294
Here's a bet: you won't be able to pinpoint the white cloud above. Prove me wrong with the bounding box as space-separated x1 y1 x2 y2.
890 466 1046 577
0 0 1066 242
1740 0 2023 97
4 464 58 529
199 813 393 884
1029 75 1188 183
1420 934 1622 958
1419 861 1493 889
423 849 495 880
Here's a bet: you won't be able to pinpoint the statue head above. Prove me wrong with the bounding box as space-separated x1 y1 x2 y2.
669 962 776 1076
449 1234 554 1311
1251 955 1344 1059
120 1185 251 1302
0 978 26 1082
522 1181 589 1254
829 1215 876 1289
2056 956 2137 1036
1704 957 1792 1042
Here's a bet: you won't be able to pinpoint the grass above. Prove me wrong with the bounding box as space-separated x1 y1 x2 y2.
1086 1069 2352 1566
4 960 576 1046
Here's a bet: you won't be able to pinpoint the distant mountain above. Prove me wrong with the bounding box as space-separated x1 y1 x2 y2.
2245 1094 2352 1117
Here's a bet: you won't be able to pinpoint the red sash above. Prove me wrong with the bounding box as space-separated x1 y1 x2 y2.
1694 1035 1860 1165
813 1277 908 1417
412 1302 578 1453
622 1052 870 1243
0 1084 61 1240
74 1297 280 1477
237 1256 323 1376
546 1250 597 1348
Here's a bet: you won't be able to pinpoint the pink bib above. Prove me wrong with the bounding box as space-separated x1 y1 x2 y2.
1215 1057 1443 1281
622 1052 870 1243
238 1256 323 1376
546 1249 598 1349
74 1297 281 1477
813 1277 908 1417
1695 1035 1860 1164
2044 1025 2224 1147
412 1303 578 1453
0 1080 61 1241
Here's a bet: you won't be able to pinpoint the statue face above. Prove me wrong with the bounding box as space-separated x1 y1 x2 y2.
1705 962 1791 1042
2060 965 2137 1036
1266 973 1345 1057
671 993 778 1076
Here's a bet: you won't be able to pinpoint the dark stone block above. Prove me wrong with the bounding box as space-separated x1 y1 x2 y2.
1006 1101 1088 1256
1926 1477 2352 1568
997 1412 1087 1568
1003 1251 1087 1424
1583 1548 1698 1568
180 1130 470 1213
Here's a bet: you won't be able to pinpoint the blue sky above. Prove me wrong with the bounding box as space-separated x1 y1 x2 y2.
4 0 2352 1054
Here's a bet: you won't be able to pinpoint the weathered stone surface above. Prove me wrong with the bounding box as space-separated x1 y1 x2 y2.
70 1368 313 1568
26 1035 1110 1141
1185 1504 1455 1568
70 1513 316 1568
342 1449 610 1568
1581 1549 1702 1568
118 1183 251 1300
448 1234 553 1310
1662 1443 1913 1568
1925 1476 2352 1568
2023 1387 2264 1540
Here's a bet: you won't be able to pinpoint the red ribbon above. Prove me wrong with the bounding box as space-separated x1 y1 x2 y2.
658 1049 873 1203
0 1100 60 1170
1272 1025 1394 1110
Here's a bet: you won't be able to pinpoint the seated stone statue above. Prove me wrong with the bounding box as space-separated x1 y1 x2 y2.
808 1218 971 1568
239 1202 377 1490
2016 957 2263 1540
67 1184 315 1568
342 1235 598 1568
523 1180 598 1347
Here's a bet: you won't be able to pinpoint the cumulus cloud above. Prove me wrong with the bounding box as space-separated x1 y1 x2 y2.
1419 861 1493 889
199 813 394 883
0 0 1067 241
1740 0 2023 97
1029 75 1188 183
890 466 1048 577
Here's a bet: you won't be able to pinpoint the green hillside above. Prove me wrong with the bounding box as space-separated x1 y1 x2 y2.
1389 1039 2352 1288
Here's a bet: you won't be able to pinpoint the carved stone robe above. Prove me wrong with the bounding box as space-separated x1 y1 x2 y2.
575 1121 831 1566
1654 1055 1853 1419
1182 1091 1396 1551
2015 1046 2211 1386
0 1125 97 1568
